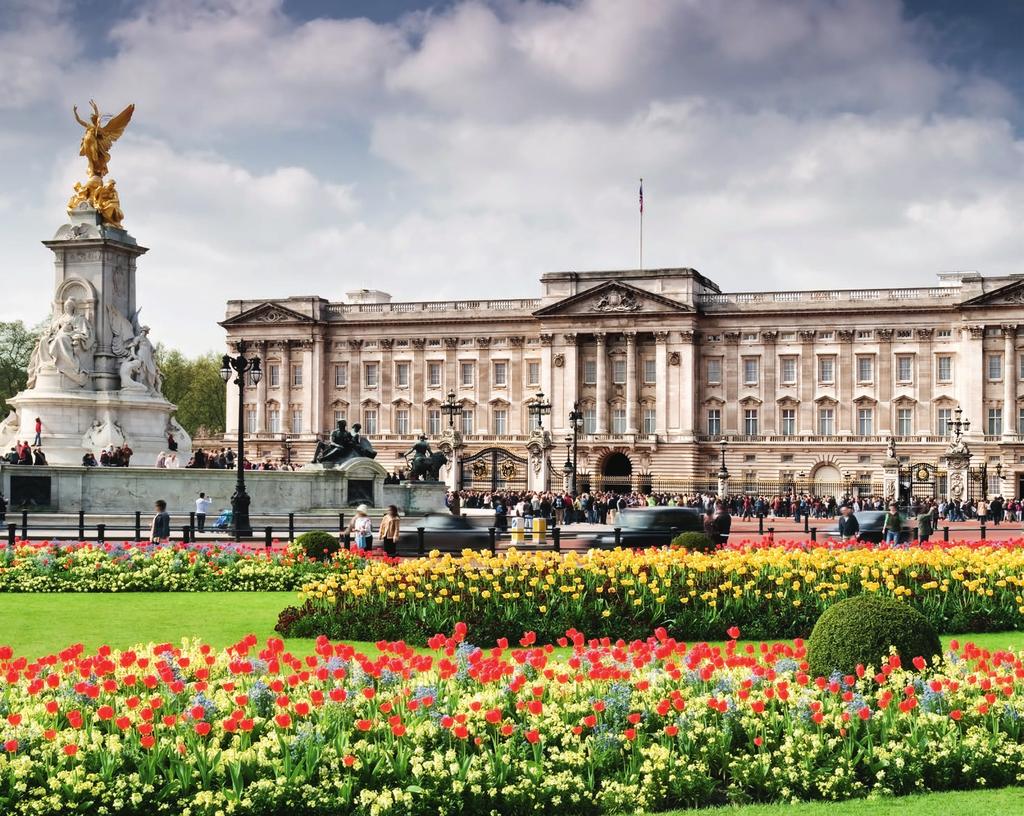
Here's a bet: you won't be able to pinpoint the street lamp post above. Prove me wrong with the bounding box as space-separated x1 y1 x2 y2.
220 343 262 536
529 392 552 430
567 401 584 495
562 438 573 489
441 390 460 430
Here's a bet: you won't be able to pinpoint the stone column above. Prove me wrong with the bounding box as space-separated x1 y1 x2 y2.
1003 324 1017 440
882 454 899 504
280 340 292 434
679 330 696 440
724 331 741 434
838 329 854 435
253 340 267 433
945 454 969 502
510 336 526 433
654 331 668 436
595 332 608 435
411 338 426 432
560 333 579 436
444 336 458 399
477 336 491 434
960 325 984 439
916 328 934 436
625 331 638 433
876 329 893 436
309 335 325 437
379 339 393 433
348 339 363 430
761 331 778 434
798 331 815 434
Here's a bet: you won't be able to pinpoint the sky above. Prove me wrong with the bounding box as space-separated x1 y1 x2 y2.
1 0 1022 355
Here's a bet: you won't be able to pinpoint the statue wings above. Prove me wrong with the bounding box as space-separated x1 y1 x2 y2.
100 103 134 145
107 305 142 356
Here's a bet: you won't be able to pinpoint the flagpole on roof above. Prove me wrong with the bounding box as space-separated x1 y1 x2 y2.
639 178 644 271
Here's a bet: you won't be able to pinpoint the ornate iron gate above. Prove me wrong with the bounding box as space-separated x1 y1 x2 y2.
459 447 529 493
898 462 946 503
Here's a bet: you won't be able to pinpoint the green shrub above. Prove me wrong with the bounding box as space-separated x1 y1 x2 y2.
807 594 941 677
295 530 340 562
672 531 714 552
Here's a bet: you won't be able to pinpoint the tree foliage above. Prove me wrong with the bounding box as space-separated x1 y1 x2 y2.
156 346 226 436
0 321 41 414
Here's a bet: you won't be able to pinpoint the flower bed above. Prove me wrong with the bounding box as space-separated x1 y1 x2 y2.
280 543 1024 643
0 541 386 593
0 628 1021 815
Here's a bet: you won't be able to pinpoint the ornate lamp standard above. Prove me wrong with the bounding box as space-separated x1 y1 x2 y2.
441 390 460 429
562 437 574 489
529 392 552 429
716 437 729 497
220 344 262 536
567 401 584 494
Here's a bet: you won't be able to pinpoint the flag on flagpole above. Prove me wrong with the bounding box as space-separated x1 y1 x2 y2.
639 178 643 213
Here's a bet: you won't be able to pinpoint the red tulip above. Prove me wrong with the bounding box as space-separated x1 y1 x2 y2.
275 713 292 729
97 705 114 721
141 735 156 749
355 719 372 732
727 626 741 640
525 729 541 744
950 709 963 721
343 754 356 767
4 739 17 753
63 744 79 756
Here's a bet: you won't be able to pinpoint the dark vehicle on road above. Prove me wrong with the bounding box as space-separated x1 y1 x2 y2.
826 510 913 544
395 512 493 555
588 507 704 549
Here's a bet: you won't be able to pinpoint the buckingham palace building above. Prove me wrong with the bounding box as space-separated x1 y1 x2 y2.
221 267 1024 498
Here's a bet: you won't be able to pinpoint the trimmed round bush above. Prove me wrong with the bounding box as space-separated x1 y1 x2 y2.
807 594 941 677
296 530 340 562
672 531 714 552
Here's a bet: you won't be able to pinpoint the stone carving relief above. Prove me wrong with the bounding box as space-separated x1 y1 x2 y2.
443 337 459 348
82 418 126 451
668 352 681 366
410 338 427 349
592 287 641 313
837 330 855 342
475 337 492 347
379 338 394 350
798 330 817 342
254 308 294 323
508 336 525 347
1004 290 1024 305
538 333 554 346
916 328 934 340
26 297 95 388
553 354 565 368
679 330 695 343
107 305 162 395
347 339 364 350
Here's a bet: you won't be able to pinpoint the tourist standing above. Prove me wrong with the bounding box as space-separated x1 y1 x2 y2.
837 505 859 542
378 505 400 556
33 417 42 447
712 501 732 546
916 505 933 543
883 502 902 545
352 505 373 551
195 492 212 533
150 499 171 544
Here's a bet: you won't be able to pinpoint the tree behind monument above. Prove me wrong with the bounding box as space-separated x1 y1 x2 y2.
156 347 226 436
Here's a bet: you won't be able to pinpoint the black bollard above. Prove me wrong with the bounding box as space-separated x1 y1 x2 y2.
943 526 949 542
980 522 986 540
189 512 196 541
552 526 561 553
181 526 190 544
265 527 273 549
417 526 425 556
288 513 295 542
7 523 15 547
134 511 142 542
488 527 496 555
803 514 809 533
21 510 28 540
614 527 622 547
97 523 106 543
758 516 764 535
810 527 817 542
78 510 86 540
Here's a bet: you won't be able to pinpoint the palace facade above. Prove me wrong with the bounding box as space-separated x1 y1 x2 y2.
221 268 1024 498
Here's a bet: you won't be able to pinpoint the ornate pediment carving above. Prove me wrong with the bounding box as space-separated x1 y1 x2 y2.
533 280 693 317
220 302 315 326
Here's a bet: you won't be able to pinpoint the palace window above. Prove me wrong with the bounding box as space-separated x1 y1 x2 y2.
428 362 442 387
1019 354 1024 380
780 408 795 435
743 409 759 436
1018 407 1024 436
936 329 952 339
334 363 347 388
493 361 508 386
643 407 656 434
896 355 913 382
461 409 474 435
780 332 796 342
857 408 873 436
292 365 303 387
268 408 280 434
856 356 873 382
493 409 507 435
707 358 722 384
643 358 657 384
395 362 410 388
818 357 835 384
611 408 626 434
742 332 758 342
896 329 912 339
987 407 1002 435
742 357 759 385
582 359 597 384
819 331 834 341
937 407 952 437
707 409 721 436
856 330 873 340
612 359 627 384
780 356 797 384
460 362 474 386
363 409 377 435
395 409 410 434
364 362 379 387
987 353 1002 381
527 361 540 385
818 407 834 436
268 364 280 387
936 355 952 382
427 409 441 436
896 408 913 436
290 408 303 434
245 407 256 434
583 407 596 434
333 409 346 426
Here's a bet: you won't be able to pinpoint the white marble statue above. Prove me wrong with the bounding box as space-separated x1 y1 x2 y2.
26 297 94 388
107 305 163 396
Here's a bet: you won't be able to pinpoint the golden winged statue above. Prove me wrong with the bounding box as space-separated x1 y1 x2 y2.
67 100 134 228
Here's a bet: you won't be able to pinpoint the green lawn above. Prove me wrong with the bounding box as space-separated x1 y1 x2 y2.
658 787 1024 815
1 592 1022 661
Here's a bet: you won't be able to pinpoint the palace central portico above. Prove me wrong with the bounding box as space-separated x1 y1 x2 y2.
221 268 1024 499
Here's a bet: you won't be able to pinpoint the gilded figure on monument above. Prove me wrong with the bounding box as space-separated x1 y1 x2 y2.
68 100 134 227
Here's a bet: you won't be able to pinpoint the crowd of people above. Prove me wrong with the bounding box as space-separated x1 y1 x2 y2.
5 441 48 466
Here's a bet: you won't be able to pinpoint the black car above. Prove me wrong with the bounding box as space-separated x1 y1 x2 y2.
395 513 494 555
588 507 704 549
826 511 913 544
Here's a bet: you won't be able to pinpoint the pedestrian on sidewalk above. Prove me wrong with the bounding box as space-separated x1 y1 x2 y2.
32 417 42 447
378 505 400 556
150 499 171 545
195 492 212 533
